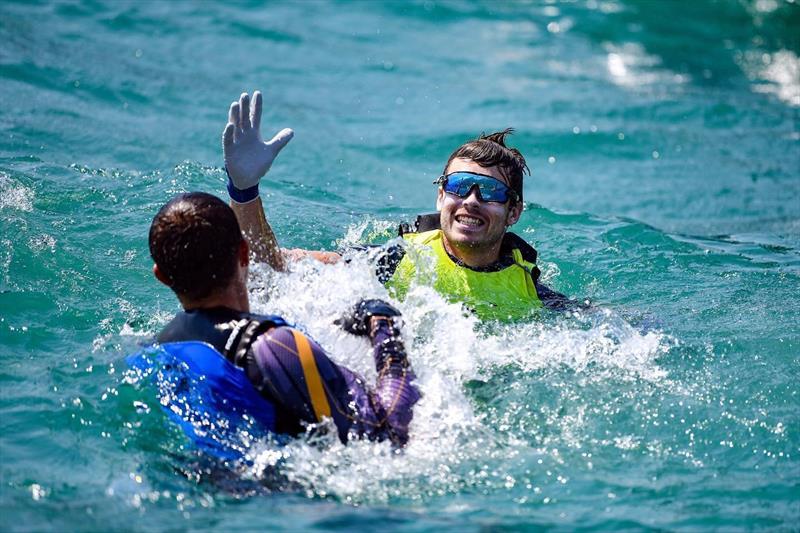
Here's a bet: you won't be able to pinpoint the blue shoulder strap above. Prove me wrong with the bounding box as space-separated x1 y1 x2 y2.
127 340 277 461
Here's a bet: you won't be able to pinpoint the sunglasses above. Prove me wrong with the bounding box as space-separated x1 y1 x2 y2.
434 171 518 204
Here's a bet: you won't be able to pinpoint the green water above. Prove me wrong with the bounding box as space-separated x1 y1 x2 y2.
1 0 798 530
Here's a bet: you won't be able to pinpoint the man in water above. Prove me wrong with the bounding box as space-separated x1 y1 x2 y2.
223 91 571 321
149 191 419 445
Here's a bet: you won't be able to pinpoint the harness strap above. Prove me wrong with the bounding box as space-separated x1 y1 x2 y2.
220 317 333 423
291 330 332 421
233 320 273 367
222 318 279 367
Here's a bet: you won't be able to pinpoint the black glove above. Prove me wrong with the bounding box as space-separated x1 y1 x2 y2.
336 299 401 337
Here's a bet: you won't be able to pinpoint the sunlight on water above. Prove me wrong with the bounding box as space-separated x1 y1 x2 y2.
605 43 689 88
750 49 800 106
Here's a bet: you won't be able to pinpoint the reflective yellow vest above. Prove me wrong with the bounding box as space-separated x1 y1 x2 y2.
386 229 542 322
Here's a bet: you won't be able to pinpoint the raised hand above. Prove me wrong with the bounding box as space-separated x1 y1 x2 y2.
222 91 294 192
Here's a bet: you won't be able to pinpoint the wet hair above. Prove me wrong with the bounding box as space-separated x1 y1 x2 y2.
148 192 243 301
443 128 530 203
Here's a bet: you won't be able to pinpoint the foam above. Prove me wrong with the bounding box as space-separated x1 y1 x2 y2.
0 173 34 212
238 248 674 502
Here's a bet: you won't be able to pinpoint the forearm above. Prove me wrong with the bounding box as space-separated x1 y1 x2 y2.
282 248 342 265
367 321 420 445
329 319 419 445
229 197 286 271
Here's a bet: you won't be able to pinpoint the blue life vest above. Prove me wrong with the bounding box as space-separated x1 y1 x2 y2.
127 311 289 461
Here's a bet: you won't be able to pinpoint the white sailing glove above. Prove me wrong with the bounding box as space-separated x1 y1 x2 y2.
222 91 294 203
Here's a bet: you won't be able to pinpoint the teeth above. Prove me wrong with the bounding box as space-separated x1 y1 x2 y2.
456 215 483 226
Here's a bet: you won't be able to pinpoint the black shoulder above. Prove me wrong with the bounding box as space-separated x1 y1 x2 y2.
399 212 440 236
155 308 285 354
503 232 538 264
156 312 191 344
501 232 541 282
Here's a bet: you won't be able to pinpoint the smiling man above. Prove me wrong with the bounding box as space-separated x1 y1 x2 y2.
223 91 571 322
380 129 572 321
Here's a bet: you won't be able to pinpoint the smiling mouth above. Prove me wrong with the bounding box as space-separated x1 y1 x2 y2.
455 214 484 227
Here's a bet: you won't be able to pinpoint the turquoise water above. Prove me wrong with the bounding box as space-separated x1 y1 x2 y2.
1 0 799 530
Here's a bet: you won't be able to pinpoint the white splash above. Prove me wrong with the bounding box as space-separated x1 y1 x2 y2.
241 243 674 502
0 173 34 212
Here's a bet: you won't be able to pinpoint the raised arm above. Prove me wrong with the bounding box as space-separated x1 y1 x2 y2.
222 91 342 269
222 91 294 270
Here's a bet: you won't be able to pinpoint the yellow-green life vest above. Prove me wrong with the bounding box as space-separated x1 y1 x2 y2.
386 229 542 322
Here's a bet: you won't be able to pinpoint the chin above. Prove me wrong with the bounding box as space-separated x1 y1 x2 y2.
450 233 488 249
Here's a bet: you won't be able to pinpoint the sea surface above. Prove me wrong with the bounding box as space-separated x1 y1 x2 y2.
1 0 798 531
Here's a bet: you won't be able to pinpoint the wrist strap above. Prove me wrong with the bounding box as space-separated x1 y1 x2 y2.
225 167 260 203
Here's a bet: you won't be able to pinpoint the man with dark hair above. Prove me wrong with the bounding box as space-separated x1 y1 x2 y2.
150 192 247 305
223 91 571 322
148 191 419 446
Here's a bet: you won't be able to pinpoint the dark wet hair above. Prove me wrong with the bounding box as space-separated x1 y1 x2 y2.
444 128 529 203
148 192 243 301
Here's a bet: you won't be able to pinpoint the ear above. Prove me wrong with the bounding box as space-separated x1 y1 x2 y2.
153 264 171 287
238 239 250 267
506 201 523 226
435 187 445 211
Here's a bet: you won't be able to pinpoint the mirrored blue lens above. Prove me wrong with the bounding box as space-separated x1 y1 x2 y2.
442 172 514 203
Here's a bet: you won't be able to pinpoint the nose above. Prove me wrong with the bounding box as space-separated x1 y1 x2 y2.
462 185 482 205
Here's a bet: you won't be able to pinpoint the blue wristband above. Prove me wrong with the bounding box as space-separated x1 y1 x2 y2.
225 167 259 203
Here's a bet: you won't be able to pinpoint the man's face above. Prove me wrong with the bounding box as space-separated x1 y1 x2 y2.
436 158 522 260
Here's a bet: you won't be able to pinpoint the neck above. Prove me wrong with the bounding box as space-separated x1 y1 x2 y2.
178 282 250 313
441 235 503 268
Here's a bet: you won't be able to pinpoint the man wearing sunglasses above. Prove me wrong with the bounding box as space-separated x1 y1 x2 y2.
223 91 570 321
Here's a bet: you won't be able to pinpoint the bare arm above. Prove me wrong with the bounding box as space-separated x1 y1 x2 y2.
229 197 341 269
229 196 286 271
